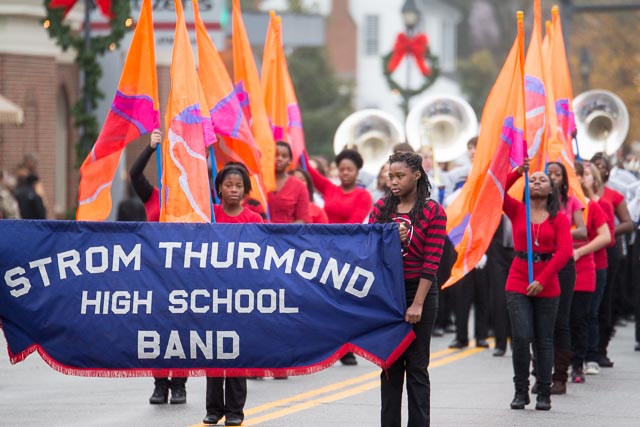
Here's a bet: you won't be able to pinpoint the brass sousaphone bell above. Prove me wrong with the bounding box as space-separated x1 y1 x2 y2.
573 89 629 160
405 94 478 163
333 109 405 176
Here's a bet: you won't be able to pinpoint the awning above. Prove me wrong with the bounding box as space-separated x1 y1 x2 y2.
0 94 24 125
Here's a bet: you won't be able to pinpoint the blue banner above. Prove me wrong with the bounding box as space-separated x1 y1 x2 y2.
0 220 413 377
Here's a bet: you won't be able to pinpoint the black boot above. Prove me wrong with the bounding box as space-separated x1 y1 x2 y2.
340 352 357 365
551 349 572 394
149 378 169 404
510 392 530 409
510 383 530 410
170 377 187 404
535 382 552 411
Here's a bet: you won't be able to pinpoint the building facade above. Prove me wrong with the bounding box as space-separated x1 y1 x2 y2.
0 0 80 218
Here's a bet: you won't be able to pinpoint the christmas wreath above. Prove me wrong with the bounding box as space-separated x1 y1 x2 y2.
382 32 440 98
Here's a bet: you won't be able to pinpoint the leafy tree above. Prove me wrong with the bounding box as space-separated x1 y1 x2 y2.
287 47 353 158
457 50 499 116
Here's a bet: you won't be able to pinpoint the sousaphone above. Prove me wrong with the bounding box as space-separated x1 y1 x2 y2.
573 89 629 160
333 109 405 176
405 94 478 163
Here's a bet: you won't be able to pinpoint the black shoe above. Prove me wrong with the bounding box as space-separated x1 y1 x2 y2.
510 393 530 409
169 386 186 404
535 395 551 411
203 414 220 425
598 355 614 367
340 352 358 366
493 348 506 357
432 327 444 337
531 382 539 394
225 417 243 426
448 339 468 349
149 385 168 404
476 339 489 348
444 324 456 334
635 342 640 352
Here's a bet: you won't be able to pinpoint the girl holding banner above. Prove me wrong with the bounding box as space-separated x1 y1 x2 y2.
369 151 447 427
504 159 572 411
203 163 263 426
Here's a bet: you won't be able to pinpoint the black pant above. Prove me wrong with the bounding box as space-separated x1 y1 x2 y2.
381 284 438 427
570 291 593 368
554 260 576 351
486 243 513 351
154 376 187 389
206 377 247 420
599 246 619 356
452 268 488 343
506 292 559 393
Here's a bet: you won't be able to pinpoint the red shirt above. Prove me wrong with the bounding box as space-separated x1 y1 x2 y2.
560 195 583 227
309 166 372 223
267 176 310 223
602 186 625 209
595 197 615 266
574 200 607 292
309 203 328 224
503 171 572 297
601 186 624 247
213 205 264 224
144 188 160 222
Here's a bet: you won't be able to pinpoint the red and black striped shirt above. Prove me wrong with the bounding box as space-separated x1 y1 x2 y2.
369 197 447 282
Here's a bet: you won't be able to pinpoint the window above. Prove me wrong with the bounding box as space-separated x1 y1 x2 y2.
364 15 379 56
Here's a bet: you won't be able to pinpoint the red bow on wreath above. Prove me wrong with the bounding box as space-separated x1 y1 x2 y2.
386 33 431 76
50 0 113 19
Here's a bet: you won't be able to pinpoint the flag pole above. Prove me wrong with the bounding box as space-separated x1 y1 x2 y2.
518 11 533 284
209 146 218 223
523 167 534 284
155 146 162 212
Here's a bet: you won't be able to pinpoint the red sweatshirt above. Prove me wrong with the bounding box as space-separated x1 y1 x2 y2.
308 166 372 223
503 171 572 297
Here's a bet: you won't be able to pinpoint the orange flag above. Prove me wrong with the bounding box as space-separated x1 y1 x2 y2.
542 6 586 206
193 0 261 176
232 0 276 194
524 0 547 173
261 11 307 169
76 0 159 221
444 12 526 288
160 0 214 223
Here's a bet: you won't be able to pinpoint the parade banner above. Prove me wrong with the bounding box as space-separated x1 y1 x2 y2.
0 221 412 377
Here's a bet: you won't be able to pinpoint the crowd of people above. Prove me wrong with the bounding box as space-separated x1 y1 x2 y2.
2 134 640 426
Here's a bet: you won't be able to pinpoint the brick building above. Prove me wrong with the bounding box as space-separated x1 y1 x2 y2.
0 0 81 218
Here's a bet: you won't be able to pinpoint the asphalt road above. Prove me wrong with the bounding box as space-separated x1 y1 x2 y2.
1 319 639 426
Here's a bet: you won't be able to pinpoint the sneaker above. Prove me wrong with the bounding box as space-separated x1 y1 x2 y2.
585 361 600 375
571 367 586 383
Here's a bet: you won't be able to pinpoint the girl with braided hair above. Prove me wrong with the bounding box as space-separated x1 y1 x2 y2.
369 151 447 427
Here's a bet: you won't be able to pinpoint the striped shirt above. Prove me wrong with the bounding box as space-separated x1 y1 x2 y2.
369 197 447 282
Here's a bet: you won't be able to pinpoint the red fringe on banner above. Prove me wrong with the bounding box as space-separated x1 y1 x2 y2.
6 332 415 378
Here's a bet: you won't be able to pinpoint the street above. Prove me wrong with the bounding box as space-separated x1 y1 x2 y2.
1 320 639 426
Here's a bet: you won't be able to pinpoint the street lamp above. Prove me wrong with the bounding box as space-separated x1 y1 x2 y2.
580 47 593 91
402 0 421 35
383 0 438 118
400 0 420 117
